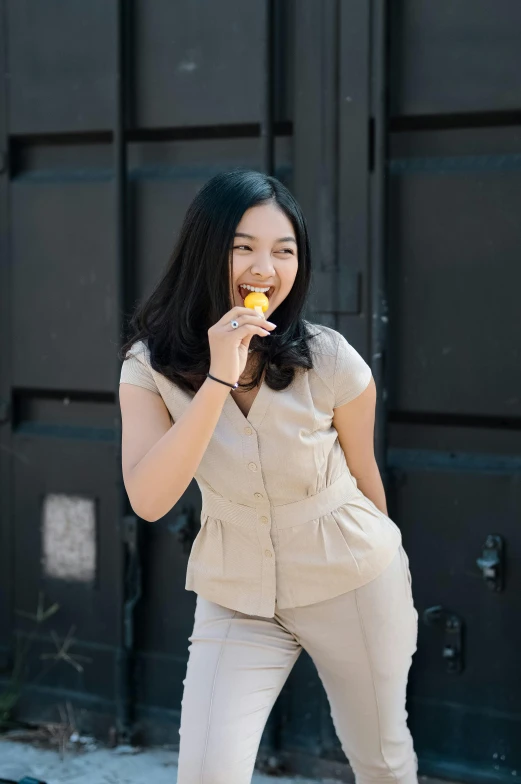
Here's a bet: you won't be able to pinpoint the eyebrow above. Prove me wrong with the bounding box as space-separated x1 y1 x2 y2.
234 232 297 244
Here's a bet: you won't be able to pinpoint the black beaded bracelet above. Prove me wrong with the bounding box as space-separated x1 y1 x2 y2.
207 372 239 390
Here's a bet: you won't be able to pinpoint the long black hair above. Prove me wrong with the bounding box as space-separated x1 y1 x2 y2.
120 169 319 395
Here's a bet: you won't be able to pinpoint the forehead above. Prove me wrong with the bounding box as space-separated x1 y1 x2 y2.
235 203 295 238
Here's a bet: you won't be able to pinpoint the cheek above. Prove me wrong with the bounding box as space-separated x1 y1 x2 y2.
232 255 250 283
281 261 298 290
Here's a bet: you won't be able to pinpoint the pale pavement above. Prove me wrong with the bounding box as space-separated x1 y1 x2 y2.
0 738 453 784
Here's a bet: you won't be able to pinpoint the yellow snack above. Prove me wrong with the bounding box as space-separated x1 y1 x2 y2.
244 291 269 319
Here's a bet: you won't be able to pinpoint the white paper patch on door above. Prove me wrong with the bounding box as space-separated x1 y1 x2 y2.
42 493 97 583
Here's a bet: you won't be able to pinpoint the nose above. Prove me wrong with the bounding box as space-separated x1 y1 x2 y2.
250 251 276 277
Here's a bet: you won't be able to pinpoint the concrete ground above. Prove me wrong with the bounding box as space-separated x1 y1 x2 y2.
0 739 313 784
0 737 452 784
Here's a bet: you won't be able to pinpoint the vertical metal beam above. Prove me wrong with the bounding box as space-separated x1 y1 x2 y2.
368 0 389 475
338 0 389 470
115 0 128 351
114 0 137 745
294 0 339 326
0 0 13 676
337 0 370 330
260 1 279 764
293 0 344 760
260 0 275 175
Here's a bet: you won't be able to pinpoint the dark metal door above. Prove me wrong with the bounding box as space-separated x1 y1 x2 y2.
0 0 295 752
387 2 521 782
0 0 129 737
1 2 520 782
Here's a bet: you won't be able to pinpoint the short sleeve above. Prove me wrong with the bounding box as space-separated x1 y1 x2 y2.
333 332 372 408
120 342 160 395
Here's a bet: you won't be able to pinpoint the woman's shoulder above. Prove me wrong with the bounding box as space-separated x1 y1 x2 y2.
304 320 342 357
120 338 160 395
123 338 151 364
302 321 341 392
303 320 372 406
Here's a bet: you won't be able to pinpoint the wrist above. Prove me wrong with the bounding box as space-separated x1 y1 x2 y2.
208 368 239 387
206 371 239 390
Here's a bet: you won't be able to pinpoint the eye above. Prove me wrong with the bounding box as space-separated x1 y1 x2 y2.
277 248 294 255
233 245 252 251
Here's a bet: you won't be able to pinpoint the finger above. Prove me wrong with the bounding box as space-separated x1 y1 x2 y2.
226 313 275 328
241 332 255 350
227 306 267 320
240 328 267 350
227 324 270 338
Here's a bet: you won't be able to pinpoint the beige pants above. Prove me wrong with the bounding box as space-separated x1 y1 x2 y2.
177 545 419 784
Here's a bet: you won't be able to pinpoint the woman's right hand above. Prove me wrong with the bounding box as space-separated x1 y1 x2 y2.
207 307 277 385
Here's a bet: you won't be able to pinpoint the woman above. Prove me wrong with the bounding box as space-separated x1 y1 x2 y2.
119 169 418 784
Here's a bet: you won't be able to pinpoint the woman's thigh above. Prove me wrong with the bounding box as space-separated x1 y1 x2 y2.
177 595 301 784
285 545 418 784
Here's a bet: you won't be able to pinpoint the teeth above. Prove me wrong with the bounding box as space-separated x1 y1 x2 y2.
239 284 270 293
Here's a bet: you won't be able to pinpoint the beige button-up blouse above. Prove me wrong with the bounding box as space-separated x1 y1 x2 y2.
120 323 402 618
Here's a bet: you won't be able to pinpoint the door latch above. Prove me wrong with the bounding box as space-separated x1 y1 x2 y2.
167 507 197 553
423 605 464 674
476 534 504 592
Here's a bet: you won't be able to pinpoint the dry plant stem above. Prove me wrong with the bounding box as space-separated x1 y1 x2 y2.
0 594 90 729
4 590 62 709
0 625 45 723
26 701 78 758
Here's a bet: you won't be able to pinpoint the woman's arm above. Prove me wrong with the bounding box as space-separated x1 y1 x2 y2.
119 378 230 522
332 378 388 516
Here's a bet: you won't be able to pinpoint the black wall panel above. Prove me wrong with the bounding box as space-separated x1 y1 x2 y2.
1 1 519 782
390 0 521 117
7 0 115 134
12 176 117 391
12 431 123 700
388 422 521 777
133 0 266 129
388 127 521 418
388 3 521 781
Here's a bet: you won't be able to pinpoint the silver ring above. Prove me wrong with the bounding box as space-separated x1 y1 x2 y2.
230 319 239 329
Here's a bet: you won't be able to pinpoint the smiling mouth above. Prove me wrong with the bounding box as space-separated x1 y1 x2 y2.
237 285 275 304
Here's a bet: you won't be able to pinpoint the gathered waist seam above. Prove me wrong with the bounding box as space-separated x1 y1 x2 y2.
200 472 360 530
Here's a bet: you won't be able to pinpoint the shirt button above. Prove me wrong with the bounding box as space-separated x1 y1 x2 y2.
254 493 263 500
264 549 273 558
248 462 257 472
244 426 253 435
260 516 268 524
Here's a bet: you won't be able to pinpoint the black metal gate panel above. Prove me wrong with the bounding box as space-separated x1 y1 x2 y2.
0 2 519 782
388 2 521 782
0 0 307 756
